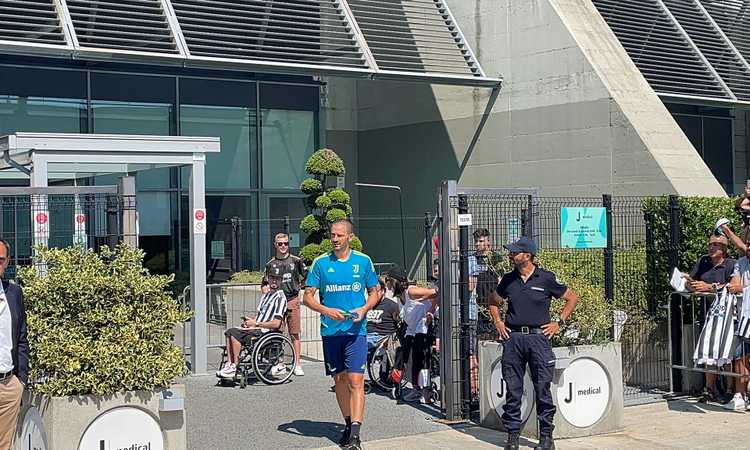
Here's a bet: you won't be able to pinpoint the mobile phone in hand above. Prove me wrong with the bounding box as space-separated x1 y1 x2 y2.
341 310 357 320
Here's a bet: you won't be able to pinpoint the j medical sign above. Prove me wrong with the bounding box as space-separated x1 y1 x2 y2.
560 207 607 249
555 358 611 428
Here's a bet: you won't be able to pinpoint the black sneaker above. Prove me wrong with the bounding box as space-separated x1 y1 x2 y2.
504 432 520 450
337 428 351 447
343 436 362 450
534 435 555 450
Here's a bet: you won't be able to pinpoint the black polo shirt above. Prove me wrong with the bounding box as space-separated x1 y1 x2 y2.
496 266 568 327
689 255 735 284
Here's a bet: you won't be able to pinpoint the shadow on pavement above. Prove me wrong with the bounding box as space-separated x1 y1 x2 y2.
277 419 344 444
666 397 738 414
454 425 538 448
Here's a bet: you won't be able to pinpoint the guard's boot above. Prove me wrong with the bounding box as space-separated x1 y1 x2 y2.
534 434 555 450
504 432 520 450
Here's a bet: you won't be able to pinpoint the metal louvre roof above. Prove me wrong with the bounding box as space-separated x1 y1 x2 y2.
593 0 750 103
592 0 731 101
0 0 67 46
65 0 179 54
0 0 499 87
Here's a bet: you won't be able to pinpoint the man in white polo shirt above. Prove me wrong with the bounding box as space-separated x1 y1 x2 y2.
0 239 28 450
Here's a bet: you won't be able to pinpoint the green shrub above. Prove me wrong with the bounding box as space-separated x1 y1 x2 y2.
320 239 333 253
300 243 322 263
305 148 345 176
229 271 264 284
300 178 322 195
327 188 351 205
325 208 348 223
315 194 332 209
300 214 323 234
643 196 741 306
18 245 191 397
351 236 363 252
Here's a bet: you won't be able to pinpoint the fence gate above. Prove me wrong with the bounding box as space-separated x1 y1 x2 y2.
438 181 670 421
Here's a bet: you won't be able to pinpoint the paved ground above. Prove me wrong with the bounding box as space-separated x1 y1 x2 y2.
313 398 750 449
184 360 449 450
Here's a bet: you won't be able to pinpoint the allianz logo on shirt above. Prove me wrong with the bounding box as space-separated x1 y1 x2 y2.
325 283 362 293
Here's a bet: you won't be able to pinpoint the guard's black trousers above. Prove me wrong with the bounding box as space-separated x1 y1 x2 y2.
501 332 556 435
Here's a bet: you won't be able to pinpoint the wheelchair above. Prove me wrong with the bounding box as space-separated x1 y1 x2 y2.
217 330 297 387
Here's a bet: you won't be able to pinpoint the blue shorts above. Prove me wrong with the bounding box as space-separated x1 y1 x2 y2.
322 335 368 376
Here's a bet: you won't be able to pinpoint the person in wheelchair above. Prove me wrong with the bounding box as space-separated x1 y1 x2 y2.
216 273 288 379
366 277 401 349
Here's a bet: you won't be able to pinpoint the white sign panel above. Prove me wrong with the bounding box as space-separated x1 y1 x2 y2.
555 357 611 428
457 214 472 227
74 213 87 249
489 361 534 424
193 209 206 235
14 406 47 450
33 211 49 241
79 407 164 450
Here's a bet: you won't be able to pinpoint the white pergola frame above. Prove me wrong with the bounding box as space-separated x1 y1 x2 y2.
0 132 220 375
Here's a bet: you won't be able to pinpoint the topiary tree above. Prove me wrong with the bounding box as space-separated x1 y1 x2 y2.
18 244 191 396
299 148 361 262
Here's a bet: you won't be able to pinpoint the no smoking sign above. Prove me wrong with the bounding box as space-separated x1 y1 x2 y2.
193 208 206 235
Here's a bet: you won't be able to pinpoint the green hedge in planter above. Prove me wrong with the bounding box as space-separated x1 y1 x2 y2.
18 244 191 397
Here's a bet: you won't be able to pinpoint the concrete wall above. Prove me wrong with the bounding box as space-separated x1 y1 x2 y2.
323 0 727 268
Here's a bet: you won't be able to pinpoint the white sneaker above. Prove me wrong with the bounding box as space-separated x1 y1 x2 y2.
722 393 746 411
270 364 288 376
293 365 305 376
218 363 236 378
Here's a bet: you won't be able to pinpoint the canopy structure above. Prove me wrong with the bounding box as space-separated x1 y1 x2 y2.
0 0 501 87
0 132 220 375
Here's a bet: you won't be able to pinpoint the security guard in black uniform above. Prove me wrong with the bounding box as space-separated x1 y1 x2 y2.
489 237 579 450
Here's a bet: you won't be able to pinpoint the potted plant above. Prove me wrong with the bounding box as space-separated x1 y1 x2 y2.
18 244 191 450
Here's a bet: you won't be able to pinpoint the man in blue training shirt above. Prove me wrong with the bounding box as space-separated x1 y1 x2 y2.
304 219 379 450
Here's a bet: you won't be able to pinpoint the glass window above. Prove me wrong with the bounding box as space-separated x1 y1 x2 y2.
179 78 257 190
703 118 733 193
260 84 319 189
91 72 175 189
0 66 87 135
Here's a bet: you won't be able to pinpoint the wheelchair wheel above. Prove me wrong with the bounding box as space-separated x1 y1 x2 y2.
252 333 296 385
367 344 406 391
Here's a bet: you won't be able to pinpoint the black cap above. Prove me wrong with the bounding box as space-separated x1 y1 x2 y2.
503 236 537 255
386 266 408 282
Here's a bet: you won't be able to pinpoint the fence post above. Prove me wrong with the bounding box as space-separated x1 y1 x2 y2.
284 215 290 235
230 216 241 273
526 194 535 239
668 195 683 393
644 211 656 314
603 195 614 303
458 193 471 417
424 212 432 280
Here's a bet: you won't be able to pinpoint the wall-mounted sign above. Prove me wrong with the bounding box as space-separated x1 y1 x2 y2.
210 241 225 260
458 214 472 227
33 211 49 242
560 207 607 249
506 217 520 244
489 360 534 424
78 407 164 450
14 406 47 450
193 209 206 235
555 357 611 428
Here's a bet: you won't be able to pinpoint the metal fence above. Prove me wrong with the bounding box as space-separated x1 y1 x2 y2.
437 182 670 420
0 187 136 277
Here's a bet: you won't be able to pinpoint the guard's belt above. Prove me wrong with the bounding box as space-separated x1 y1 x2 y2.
508 326 544 334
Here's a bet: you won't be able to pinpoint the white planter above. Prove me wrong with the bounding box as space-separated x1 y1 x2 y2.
479 341 624 439
19 384 186 450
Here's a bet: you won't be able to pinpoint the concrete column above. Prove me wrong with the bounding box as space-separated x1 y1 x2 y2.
119 176 138 248
30 155 49 271
189 154 207 374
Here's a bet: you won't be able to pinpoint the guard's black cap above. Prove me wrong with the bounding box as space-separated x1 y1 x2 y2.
503 236 538 256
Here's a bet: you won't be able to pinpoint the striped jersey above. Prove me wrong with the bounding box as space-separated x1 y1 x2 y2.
256 289 288 334
693 288 736 366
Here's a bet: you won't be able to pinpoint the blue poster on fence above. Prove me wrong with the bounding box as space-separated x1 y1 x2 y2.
560 207 607 249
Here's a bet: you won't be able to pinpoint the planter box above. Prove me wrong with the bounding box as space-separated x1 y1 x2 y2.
479 341 624 439
26 384 186 450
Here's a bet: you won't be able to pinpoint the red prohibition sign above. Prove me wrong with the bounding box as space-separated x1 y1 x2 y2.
35 213 48 225
76 214 86 224
195 210 205 221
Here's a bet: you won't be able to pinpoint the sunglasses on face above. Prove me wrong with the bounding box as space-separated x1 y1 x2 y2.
276 242 289 247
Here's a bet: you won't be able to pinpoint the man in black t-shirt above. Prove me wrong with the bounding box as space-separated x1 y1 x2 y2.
366 278 400 349
265 232 307 376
